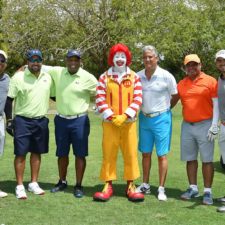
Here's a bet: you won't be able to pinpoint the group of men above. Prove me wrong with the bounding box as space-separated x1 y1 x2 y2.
0 45 225 211
0 49 98 199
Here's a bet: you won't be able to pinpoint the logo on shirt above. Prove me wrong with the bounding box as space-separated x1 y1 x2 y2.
123 80 132 88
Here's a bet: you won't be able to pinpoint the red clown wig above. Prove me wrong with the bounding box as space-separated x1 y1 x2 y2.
108 43 132 66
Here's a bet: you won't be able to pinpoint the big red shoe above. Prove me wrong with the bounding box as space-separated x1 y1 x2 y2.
127 182 144 202
93 183 113 202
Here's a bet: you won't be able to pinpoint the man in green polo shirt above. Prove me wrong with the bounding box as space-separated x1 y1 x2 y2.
7 49 53 199
42 50 98 197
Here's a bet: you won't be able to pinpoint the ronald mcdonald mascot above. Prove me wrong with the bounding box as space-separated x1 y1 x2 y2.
94 44 144 202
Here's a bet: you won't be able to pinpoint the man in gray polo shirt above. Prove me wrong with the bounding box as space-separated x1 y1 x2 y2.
215 50 225 212
0 50 10 198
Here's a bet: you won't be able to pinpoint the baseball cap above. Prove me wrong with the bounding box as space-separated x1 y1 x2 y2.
0 50 7 61
216 50 225 60
27 49 43 59
66 49 81 59
184 54 201 65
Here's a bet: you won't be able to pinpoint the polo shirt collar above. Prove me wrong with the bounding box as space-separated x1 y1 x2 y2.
0 72 6 81
143 66 159 79
65 67 82 77
187 72 204 82
151 65 160 77
220 73 225 80
25 67 45 79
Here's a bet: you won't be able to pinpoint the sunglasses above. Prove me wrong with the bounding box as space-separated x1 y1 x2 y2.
0 59 6 63
28 58 42 63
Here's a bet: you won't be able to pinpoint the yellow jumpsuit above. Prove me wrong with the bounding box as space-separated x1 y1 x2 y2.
100 72 140 181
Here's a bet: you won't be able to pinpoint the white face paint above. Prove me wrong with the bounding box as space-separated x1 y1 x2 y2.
113 52 127 73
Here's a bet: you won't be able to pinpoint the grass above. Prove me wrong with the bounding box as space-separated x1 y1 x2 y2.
0 104 225 225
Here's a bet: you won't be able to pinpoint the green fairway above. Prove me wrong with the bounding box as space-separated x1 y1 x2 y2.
0 104 225 225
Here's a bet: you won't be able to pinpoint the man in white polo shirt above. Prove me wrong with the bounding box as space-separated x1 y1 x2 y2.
136 45 179 201
7 49 53 199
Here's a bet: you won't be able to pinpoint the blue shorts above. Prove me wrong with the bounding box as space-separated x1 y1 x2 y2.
54 115 90 157
14 116 49 156
138 110 172 156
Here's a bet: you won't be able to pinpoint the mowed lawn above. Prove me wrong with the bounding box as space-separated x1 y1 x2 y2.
0 104 225 225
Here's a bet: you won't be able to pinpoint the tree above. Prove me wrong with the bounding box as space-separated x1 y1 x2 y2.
1 0 224 79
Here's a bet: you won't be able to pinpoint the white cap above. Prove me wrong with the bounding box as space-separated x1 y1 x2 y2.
216 50 225 60
0 50 7 61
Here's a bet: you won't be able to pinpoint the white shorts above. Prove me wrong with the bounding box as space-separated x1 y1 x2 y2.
0 117 5 156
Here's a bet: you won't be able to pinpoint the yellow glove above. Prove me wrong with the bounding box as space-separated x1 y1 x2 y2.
112 114 127 128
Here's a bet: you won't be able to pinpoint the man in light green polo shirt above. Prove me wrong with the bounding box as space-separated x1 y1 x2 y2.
42 50 98 197
7 49 53 199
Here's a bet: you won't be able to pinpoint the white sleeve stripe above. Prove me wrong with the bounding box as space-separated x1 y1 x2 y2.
97 104 109 110
96 90 106 95
96 97 106 103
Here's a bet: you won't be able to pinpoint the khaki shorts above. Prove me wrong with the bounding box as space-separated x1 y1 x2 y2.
181 119 214 163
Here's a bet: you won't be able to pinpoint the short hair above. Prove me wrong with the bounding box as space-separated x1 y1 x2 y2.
142 45 158 57
108 43 132 66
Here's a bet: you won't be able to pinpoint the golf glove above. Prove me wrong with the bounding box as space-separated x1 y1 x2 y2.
6 119 14 137
207 124 218 142
112 114 127 128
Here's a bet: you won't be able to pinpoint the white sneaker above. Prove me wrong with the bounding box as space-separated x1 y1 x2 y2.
158 187 167 201
28 182 45 195
0 190 8 198
136 183 151 194
15 185 27 199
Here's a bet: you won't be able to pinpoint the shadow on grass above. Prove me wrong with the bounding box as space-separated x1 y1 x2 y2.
0 180 100 196
0 181 223 208
214 160 225 175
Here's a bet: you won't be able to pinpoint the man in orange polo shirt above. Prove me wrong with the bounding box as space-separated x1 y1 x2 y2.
177 54 219 205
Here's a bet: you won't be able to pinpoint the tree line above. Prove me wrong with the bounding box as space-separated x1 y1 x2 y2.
0 0 224 80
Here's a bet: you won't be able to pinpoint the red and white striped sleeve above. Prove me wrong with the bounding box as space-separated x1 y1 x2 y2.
96 73 114 120
125 73 142 118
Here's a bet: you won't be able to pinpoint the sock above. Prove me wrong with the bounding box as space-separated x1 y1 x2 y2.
143 183 150 188
204 187 212 194
76 183 81 187
190 184 198 191
158 186 165 192
62 180 67 184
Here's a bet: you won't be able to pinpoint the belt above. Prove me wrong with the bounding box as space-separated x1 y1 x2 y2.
57 113 87 120
32 116 45 120
142 109 169 118
221 121 225 126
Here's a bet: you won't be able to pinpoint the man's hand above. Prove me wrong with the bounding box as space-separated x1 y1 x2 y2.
112 114 127 128
207 124 218 142
6 119 14 137
15 65 26 74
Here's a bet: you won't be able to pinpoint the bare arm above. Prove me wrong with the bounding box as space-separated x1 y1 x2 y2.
170 93 180 109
